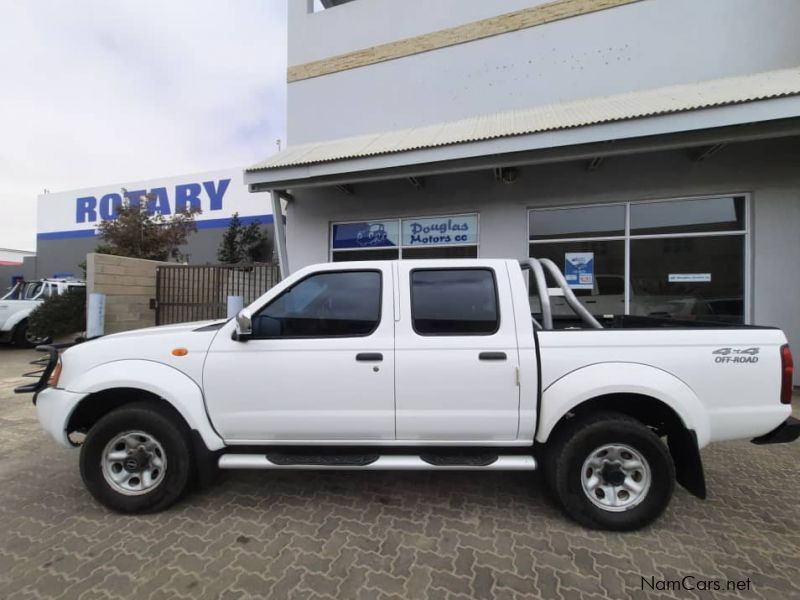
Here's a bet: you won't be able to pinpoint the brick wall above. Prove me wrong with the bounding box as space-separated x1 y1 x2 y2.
86 253 170 334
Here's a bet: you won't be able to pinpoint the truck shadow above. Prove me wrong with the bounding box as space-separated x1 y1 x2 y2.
200 468 558 519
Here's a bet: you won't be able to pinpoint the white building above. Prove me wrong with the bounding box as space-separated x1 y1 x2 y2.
246 0 800 380
3 168 275 284
0 248 35 266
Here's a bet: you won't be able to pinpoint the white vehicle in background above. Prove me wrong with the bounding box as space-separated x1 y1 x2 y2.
18 259 797 530
0 279 86 347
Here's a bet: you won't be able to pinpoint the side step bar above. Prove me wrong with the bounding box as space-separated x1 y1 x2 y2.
218 454 537 471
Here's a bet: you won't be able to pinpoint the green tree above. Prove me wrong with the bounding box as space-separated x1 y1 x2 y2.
28 287 86 340
216 212 269 263
217 212 243 263
96 193 199 262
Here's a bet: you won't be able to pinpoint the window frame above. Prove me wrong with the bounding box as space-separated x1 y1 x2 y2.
409 267 501 337
528 193 751 323
249 269 384 340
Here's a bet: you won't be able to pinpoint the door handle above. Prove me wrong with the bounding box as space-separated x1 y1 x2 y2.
479 352 507 361
356 352 383 362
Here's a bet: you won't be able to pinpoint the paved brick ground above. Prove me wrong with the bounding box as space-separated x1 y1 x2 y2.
1 346 799 599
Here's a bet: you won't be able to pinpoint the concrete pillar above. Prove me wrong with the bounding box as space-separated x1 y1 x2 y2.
271 190 289 279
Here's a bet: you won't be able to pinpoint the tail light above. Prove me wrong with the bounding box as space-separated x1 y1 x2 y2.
780 344 794 404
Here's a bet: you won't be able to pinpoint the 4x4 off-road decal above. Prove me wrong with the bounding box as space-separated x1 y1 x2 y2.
712 347 760 364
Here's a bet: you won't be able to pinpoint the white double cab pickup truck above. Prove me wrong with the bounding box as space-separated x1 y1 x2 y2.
1 278 86 347
18 258 797 530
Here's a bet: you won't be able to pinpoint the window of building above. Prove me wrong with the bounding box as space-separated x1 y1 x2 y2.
330 213 479 261
410 269 499 335
529 204 625 240
251 270 381 338
528 195 748 324
630 196 745 235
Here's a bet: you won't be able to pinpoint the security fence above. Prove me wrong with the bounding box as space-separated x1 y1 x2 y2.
154 263 280 325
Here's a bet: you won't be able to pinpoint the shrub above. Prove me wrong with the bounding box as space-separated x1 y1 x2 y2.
27 287 87 339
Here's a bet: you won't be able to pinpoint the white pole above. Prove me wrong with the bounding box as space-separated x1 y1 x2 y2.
86 293 106 338
271 189 289 279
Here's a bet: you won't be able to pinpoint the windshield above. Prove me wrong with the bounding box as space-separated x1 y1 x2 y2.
22 282 44 300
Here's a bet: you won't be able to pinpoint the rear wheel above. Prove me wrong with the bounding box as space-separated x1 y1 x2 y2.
80 402 192 513
545 411 675 530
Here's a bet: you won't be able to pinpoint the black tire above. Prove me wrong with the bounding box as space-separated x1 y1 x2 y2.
13 320 49 348
544 411 675 531
80 402 193 513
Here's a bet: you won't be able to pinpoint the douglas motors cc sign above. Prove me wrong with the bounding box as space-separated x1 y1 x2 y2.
332 214 478 250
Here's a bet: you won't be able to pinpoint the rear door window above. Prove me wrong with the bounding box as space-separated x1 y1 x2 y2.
410 269 499 335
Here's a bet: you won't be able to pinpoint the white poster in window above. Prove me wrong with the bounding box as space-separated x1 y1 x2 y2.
564 252 594 290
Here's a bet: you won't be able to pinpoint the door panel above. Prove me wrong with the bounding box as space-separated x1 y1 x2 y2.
395 263 520 441
202 266 395 442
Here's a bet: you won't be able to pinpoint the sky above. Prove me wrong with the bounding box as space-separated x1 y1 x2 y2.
0 0 288 251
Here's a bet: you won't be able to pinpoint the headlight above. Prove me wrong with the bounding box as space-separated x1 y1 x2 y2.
48 358 62 387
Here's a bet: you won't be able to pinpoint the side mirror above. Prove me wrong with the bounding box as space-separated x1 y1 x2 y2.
232 308 253 341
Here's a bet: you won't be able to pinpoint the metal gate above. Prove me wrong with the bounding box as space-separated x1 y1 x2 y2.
154 263 280 325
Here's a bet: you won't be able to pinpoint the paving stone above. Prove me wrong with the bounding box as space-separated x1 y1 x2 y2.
1 349 799 600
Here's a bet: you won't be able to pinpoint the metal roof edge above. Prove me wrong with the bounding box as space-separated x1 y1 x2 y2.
247 67 800 175
245 95 800 189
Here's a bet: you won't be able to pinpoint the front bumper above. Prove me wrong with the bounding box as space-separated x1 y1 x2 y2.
751 416 800 445
35 386 87 448
14 345 60 398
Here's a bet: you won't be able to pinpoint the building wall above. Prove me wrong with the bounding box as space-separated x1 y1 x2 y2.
0 249 34 263
288 0 800 143
86 253 169 334
0 256 37 291
285 137 800 381
34 223 275 281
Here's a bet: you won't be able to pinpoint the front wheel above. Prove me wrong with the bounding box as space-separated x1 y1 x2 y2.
545 411 675 531
13 320 50 348
80 402 193 513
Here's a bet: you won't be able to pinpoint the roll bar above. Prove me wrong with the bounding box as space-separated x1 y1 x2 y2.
519 258 603 330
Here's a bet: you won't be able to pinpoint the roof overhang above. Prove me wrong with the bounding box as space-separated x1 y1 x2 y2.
246 67 800 191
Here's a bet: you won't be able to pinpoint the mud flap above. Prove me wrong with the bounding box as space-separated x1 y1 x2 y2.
191 430 222 489
668 428 706 499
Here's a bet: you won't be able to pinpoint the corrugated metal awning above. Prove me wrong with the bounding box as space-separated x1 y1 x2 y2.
247 67 800 173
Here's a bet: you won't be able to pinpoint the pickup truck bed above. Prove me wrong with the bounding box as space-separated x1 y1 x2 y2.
19 258 797 530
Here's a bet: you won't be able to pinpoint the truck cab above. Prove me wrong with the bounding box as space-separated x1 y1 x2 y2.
203 260 534 444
